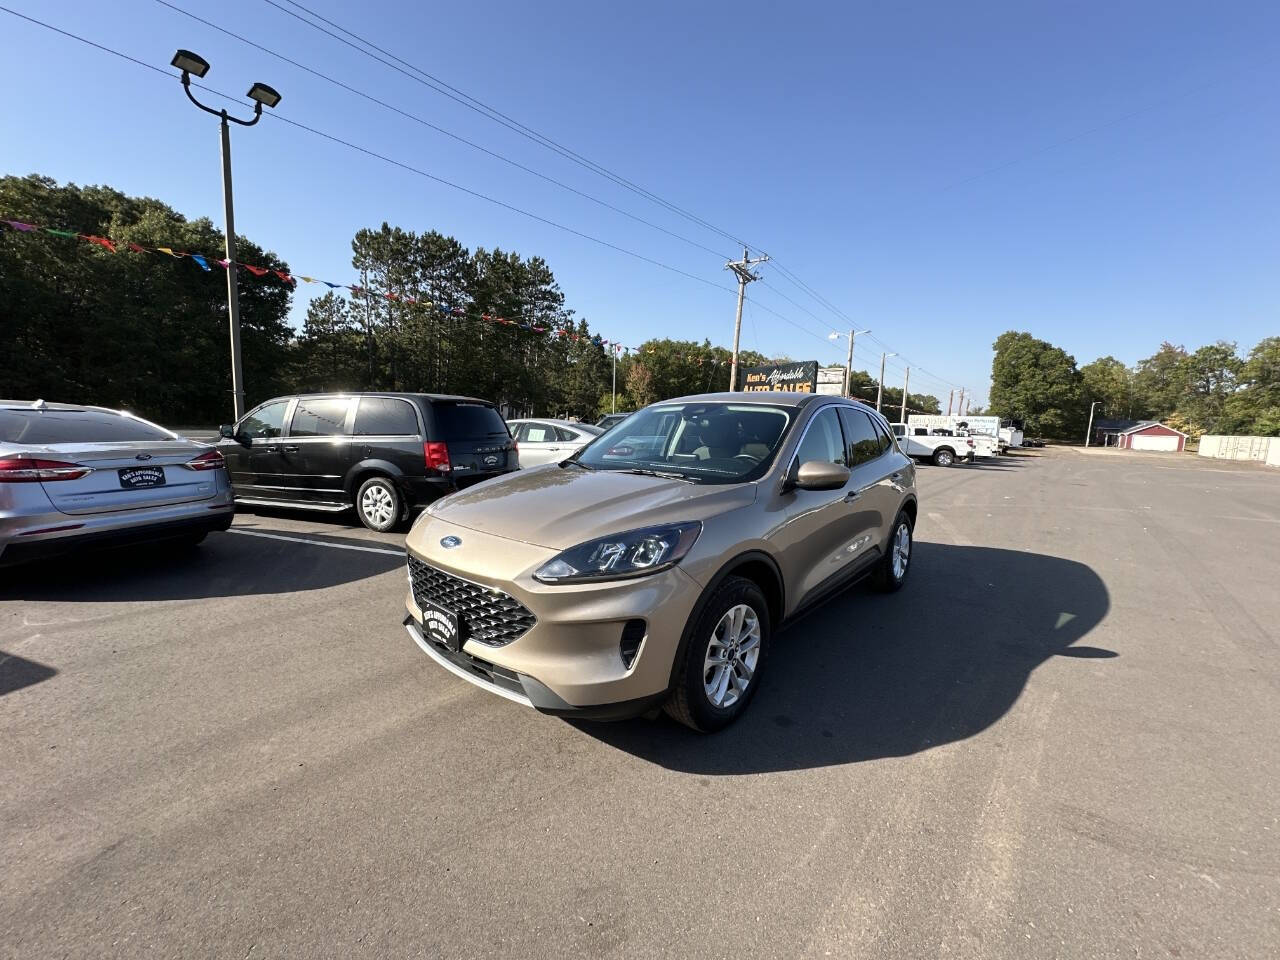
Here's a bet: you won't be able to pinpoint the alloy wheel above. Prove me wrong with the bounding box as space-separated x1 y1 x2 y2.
892 522 911 580
361 484 395 527
703 603 761 709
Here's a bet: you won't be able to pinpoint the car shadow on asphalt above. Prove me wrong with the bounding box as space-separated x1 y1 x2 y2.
572 542 1112 774
0 651 57 695
0 530 403 602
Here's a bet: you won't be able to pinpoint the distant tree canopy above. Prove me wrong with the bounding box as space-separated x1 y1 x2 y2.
3 174 944 426
989 331 1280 439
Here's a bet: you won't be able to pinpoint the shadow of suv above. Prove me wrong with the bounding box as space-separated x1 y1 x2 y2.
216 393 516 531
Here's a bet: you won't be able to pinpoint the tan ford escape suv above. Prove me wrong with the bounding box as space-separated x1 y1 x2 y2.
403 392 917 731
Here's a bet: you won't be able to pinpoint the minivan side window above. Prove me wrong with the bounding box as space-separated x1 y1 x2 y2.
240 400 289 440
794 408 846 467
838 407 884 467
354 397 419 436
290 398 351 437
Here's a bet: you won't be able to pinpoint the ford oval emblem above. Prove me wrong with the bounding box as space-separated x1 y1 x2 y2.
135 453 153 461
440 536 462 549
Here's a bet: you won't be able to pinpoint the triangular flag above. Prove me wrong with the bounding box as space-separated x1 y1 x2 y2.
127 242 146 253
84 235 117 253
2 220 35 231
191 254 210 271
274 270 294 285
241 264 269 276
299 276 317 283
44 228 76 238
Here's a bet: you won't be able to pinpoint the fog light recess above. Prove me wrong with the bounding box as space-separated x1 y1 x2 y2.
619 619 646 668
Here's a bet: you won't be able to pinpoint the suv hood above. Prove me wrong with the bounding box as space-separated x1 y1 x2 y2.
429 464 756 550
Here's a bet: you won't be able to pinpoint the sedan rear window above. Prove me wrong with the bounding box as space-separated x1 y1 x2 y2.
0 409 174 444
432 402 509 441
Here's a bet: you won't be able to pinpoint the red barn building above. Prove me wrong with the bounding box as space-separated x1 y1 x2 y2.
1116 421 1187 452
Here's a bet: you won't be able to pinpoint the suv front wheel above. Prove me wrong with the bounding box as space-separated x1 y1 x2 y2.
666 576 771 732
356 476 403 532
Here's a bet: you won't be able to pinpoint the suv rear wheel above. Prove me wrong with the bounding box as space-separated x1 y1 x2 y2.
356 476 402 532
666 576 770 732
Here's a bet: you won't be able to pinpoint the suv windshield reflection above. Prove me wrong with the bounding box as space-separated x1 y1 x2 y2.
575 402 792 484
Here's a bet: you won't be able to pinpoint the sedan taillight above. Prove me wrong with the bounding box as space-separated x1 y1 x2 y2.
185 450 226 471
0 457 93 482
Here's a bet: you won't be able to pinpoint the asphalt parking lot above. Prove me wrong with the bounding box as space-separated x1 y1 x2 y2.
2 448 1277 959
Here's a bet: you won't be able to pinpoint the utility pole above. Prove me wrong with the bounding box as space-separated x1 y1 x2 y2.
361 268 374 387
1085 400 1101 447
841 328 871 399
611 347 617 414
875 352 897 412
725 248 769 391
956 387 965 418
899 367 910 423
946 388 955 416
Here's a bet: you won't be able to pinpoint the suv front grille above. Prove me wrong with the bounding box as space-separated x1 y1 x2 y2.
407 554 537 647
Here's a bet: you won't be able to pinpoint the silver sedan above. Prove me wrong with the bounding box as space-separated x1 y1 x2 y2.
506 418 603 468
0 400 234 566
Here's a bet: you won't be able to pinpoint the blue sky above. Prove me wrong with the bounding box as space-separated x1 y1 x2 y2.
2 0 1276 407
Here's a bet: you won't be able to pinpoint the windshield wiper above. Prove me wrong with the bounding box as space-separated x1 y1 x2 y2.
561 458 594 470
618 468 695 483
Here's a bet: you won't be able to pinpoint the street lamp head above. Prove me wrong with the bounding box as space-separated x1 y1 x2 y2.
247 82 282 109
171 49 210 78
828 332 840 341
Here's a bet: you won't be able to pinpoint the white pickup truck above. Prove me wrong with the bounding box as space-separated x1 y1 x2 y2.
890 423 976 466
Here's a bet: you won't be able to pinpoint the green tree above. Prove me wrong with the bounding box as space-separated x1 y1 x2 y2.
1080 355 1134 419
0 174 294 424
1177 341 1242 433
988 331 1085 438
1224 337 1280 435
1132 342 1189 419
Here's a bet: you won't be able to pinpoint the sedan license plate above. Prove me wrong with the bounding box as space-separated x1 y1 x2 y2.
420 599 462 652
118 466 166 489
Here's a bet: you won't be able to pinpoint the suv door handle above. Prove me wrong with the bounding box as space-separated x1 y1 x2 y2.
547 446 561 452
283 445 300 453
891 472 904 481
843 490 861 502
264 444 280 453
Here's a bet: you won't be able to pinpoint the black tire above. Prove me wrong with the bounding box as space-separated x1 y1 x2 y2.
665 576 771 733
872 510 913 593
932 447 955 467
167 531 208 550
355 475 403 532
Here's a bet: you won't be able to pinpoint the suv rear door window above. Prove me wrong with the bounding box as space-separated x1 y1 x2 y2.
839 407 884 467
354 397 420 436
0 409 174 444
433 402 509 441
523 422 557 443
289 398 351 437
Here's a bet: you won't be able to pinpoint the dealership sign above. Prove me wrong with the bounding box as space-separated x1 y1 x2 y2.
739 360 819 393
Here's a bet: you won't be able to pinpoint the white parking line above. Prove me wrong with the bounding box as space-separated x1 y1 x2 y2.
227 528 404 556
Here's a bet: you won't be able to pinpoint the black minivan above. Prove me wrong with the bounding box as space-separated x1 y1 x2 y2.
217 393 517 531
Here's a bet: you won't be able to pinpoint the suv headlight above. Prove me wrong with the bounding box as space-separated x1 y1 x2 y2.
534 522 702 584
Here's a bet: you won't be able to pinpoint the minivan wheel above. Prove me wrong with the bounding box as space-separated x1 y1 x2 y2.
356 476 402 532
665 576 770 732
932 448 954 467
872 511 913 593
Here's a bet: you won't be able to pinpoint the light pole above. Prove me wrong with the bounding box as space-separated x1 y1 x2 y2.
899 366 910 423
1085 400 1102 447
829 328 871 399
875 352 897 412
172 50 282 422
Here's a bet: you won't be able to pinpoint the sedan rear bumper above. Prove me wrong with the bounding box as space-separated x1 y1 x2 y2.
0 507 233 566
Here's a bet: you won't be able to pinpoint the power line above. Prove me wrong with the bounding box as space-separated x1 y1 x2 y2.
153 0 733 262
261 0 755 251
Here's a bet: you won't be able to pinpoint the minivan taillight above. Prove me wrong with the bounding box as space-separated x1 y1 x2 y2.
424 442 451 472
0 457 92 482
186 449 226 471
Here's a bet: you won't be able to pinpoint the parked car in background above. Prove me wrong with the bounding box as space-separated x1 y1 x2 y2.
890 423 975 466
595 412 632 430
403 392 917 731
507 419 602 468
217 393 516 532
0 399 233 566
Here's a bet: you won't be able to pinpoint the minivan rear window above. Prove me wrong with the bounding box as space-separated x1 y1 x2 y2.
354 397 420 436
0 409 174 444
432 402 509 441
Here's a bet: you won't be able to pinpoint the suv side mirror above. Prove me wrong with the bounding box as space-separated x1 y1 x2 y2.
218 423 237 440
792 459 851 491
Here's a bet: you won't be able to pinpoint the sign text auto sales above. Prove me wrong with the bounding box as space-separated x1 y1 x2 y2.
738 360 819 393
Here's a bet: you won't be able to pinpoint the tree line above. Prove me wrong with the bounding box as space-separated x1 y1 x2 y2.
989 331 1280 439
1 174 939 426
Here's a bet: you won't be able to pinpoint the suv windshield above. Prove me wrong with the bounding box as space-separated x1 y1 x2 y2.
576 402 792 484
433 401 509 441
